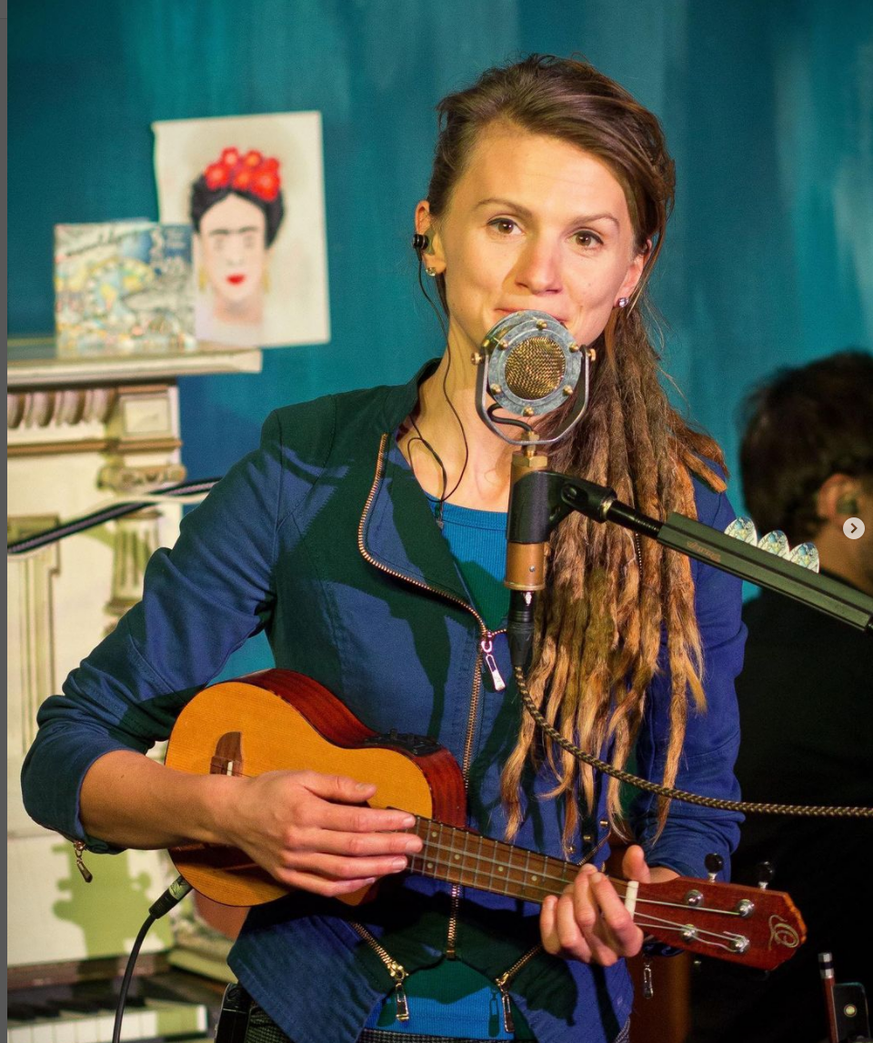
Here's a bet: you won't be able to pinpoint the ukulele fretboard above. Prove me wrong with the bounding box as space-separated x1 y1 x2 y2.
408 817 577 904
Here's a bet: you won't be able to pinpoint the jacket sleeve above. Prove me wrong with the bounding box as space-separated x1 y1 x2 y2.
20 411 290 851
629 480 746 880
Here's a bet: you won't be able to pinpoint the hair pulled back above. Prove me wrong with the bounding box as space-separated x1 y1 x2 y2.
426 54 675 312
425 55 728 846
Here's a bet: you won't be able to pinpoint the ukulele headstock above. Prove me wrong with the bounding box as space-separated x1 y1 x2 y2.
632 875 806 971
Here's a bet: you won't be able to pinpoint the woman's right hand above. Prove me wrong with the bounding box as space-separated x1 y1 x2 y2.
219 769 424 897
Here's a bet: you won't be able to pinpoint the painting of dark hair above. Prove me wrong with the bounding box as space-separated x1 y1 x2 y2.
190 178 285 247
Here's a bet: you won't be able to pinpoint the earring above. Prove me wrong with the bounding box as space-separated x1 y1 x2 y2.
412 232 431 252
616 297 629 308
198 267 207 292
425 266 438 277
836 494 859 514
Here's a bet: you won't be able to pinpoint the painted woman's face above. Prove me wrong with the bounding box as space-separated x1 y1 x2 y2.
420 124 646 359
198 193 268 316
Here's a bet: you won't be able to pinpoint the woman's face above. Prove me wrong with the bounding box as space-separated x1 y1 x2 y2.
419 124 647 358
198 193 268 310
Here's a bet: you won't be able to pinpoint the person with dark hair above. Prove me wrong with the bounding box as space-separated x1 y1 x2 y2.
190 146 285 345
23 56 746 1043
689 349 873 1043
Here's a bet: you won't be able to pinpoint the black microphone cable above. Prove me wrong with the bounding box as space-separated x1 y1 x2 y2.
6 478 221 555
110 876 193 1043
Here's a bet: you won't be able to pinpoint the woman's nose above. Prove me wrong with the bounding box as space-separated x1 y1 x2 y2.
513 237 563 295
225 235 245 265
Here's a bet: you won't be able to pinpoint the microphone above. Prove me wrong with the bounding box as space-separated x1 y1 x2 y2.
505 451 552 670
470 311 596 671
473 310 593 446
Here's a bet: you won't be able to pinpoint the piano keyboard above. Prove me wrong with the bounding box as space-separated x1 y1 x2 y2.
7 974 215 1043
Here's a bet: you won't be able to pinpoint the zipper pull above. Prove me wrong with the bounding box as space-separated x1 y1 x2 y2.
495 975 515 1034
393 979 410 1021
388 962 410 1022
480 636 506 691
73 841 93 883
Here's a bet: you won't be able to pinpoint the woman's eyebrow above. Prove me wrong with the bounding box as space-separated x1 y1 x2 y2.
207 224 262 237
475 197 619 227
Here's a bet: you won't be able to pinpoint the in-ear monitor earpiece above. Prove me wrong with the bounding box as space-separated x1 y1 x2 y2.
836 494 859 515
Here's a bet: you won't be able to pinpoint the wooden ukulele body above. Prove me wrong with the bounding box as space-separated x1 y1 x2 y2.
164 668 465 906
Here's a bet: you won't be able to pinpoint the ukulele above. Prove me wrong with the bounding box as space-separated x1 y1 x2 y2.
165 668 805 971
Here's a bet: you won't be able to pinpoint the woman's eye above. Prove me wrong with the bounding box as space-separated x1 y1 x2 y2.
489 218 519 235
574 231 602 249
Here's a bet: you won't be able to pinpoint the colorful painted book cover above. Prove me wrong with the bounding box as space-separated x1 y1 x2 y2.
54 221 196 355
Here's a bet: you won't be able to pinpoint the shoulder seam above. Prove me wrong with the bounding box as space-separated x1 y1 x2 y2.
273 396 340 534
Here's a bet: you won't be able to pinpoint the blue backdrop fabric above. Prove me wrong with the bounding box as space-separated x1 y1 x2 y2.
9 0 872 678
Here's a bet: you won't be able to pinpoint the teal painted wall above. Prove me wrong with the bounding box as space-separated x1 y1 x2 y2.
9 0 872 675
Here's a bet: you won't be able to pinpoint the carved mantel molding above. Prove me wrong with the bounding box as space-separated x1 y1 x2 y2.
7 386 118 430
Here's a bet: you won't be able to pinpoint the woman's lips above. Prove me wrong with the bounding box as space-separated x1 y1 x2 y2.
227 274 246 285
496 307 568 325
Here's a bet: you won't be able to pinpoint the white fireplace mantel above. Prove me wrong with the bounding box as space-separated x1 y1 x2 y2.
7 339 263 969
8 338 263 388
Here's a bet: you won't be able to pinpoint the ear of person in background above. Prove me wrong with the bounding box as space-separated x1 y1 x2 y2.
689 349 873 1043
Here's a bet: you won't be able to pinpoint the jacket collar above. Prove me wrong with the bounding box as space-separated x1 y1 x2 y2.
359 362 475 606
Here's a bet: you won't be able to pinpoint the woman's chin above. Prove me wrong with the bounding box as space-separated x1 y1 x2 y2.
213 293 264 326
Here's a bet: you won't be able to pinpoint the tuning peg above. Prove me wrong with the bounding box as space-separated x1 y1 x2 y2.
755 861 775 889
704 853 724 881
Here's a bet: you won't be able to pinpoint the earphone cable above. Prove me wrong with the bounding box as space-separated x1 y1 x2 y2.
415 259 470 513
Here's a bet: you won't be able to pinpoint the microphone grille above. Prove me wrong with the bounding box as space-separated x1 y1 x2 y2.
504 337 566 399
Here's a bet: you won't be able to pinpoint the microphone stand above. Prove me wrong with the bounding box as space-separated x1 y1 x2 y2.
506 461 873 820
507 468 873 664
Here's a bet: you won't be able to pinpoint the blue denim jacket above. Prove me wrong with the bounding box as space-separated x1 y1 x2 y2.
22 366 744 1043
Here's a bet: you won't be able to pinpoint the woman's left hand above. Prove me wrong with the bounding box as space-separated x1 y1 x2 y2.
539 844 678 965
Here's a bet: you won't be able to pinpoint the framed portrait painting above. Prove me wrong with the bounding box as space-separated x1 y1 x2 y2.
153 111 330 349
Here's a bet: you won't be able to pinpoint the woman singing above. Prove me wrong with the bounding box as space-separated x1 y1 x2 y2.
23 55 744 1043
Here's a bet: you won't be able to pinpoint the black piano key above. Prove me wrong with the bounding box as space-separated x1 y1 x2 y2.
8 1002 58 1020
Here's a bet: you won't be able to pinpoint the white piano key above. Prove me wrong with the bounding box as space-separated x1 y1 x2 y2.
7 1021 34 1043
8 997 208 1043
30 1024 55 1043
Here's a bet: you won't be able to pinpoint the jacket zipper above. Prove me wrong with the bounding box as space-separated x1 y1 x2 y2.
494 943 543 1033
357 434 507 962
348 922 410 1021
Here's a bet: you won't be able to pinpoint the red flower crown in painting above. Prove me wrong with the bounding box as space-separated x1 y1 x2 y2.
202 148 281 203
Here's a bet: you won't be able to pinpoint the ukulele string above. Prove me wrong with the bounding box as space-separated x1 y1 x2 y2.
406 845 747 948
408 824 751 923
406 818 609 882
409 819 745 914
627 917 746 953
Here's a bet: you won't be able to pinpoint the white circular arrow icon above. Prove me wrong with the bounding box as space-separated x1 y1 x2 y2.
843 517 866 540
